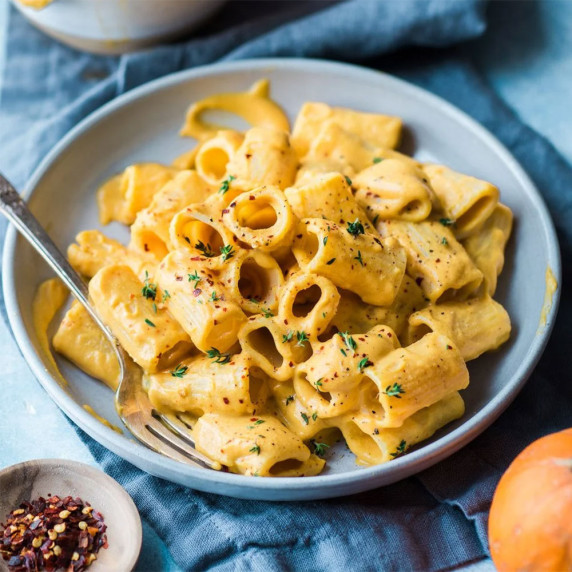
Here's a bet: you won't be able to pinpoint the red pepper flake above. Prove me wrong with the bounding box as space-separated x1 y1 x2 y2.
193 288 202 297
0 495 108 572
223 397 230 404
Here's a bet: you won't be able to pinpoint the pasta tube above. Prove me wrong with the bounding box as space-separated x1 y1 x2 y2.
88 264 193 373
226 127 298 190
423 164 499 239
277 272 340 339
219 249 284 315
268 379 329 441
169 204 239 260
285 172 372 230
292 218 406 306
130 170 213 259
354 158 434 222
145 353 268 416
377 220 483 303
68 230 156 281
222 186 296 252
291 102 402 159
330 276 428 343
332 392 465 465
155 249 246 352
53 302 121 391
238 316 311 382
304 120 380 175
408 296 511 361
97 163 179 225
193 413 325 477
364 332 469 428
294 325 400 418
463 203 513 296
294 159 347 185
299 325 400 392
194 130 244 186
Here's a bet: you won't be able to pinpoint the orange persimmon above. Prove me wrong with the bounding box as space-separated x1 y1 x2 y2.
488 428 572 571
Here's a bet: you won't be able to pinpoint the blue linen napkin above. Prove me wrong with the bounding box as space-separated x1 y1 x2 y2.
2 0 572 569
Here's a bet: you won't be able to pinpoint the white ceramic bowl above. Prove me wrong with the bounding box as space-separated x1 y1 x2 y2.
10 0 226 54
0 459 141 572
2 59 561 501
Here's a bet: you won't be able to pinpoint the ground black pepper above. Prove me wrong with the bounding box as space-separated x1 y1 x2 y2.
0 495 108 572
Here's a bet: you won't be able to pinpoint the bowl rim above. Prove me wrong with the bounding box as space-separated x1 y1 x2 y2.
1 57 561 499
0 458 142 571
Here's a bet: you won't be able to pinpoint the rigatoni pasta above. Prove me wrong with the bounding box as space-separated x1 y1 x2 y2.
47 79 513 477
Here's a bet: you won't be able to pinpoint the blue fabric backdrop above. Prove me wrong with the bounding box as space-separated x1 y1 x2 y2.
1 1 571 570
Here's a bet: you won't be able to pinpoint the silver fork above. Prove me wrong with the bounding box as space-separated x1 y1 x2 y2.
0 174 219 470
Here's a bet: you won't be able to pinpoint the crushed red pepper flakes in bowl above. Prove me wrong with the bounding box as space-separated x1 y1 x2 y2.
0 495 108 572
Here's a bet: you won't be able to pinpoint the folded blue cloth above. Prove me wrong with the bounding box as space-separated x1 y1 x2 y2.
2 0 571 569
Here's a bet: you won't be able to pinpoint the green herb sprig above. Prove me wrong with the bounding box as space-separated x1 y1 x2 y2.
390 440 408 458
220 244 235 262
171 364 188 378
247 419 266 429
295 331 310 347
311 441 330 457
206 347 231 364
383 383 405 398
338 331 357 352
346 219 365 237
282 331 294 343
218 174 236 195
188 271 201 288
194 240 215 257
141 271 157 301
357 357 372 372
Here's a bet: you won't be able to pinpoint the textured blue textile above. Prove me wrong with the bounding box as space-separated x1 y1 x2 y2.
2 0 571 570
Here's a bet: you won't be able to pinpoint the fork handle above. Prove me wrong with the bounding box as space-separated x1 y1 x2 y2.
0 174 112 340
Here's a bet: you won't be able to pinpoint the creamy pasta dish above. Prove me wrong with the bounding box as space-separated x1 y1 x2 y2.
48 79 512 477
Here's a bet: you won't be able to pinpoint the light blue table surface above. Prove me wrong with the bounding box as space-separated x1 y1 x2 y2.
0 2 570 571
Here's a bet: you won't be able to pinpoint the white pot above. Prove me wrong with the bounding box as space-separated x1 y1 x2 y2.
10 0 226 54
